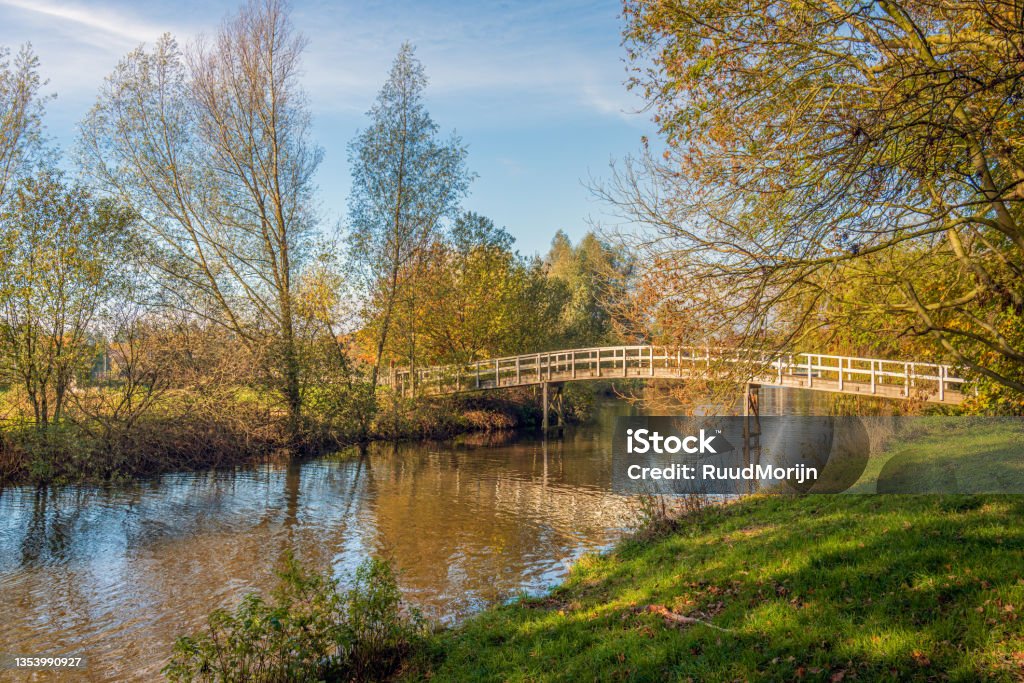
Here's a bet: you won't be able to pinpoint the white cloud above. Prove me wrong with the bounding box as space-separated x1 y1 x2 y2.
0 0 202 108
0 0 174 46
0 0 650 153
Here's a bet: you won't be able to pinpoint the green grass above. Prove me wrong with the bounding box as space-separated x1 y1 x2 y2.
407 495 1024 681
850 419 1024 494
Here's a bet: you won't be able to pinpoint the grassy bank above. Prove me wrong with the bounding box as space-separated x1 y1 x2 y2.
851 417 1024 494
409 494 1024 681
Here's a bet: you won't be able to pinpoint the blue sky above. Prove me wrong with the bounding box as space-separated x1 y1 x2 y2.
0 0 653 256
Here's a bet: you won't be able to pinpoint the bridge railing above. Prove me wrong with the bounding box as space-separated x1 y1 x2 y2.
383 345 966 403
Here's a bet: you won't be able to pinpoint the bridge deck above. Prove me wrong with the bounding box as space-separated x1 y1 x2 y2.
386 345 966 405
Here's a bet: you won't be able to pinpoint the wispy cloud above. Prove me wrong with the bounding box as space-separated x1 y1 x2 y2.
496 156 527 176
0 0 641 123
0 0 203 108
294 0 641 123
0 0 173 46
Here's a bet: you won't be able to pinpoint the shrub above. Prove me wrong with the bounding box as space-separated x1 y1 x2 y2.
163 554 424 682
631 492 711 540
343 556 424 678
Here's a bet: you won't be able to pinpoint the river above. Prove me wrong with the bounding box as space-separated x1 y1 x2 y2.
0 389 821 681
0 399 646 681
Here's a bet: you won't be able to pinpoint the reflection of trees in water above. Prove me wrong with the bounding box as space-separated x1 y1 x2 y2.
14 486 137 568
1 463 379 680
20 487 62 566
1 417 636 680
359 436 634 615
453 430 523 448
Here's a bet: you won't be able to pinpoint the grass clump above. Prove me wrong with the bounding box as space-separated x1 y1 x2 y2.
164 554 424 682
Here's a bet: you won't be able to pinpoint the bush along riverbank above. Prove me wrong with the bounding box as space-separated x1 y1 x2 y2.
164 553 427 682
0 385 592 488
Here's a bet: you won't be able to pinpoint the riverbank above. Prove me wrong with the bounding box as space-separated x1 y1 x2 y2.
0 387 587 487
407 494 1024 681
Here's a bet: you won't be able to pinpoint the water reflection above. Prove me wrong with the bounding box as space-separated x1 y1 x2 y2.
0 402 638 681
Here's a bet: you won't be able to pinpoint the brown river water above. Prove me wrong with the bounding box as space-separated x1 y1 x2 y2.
0 400 641 681
0 390 818 681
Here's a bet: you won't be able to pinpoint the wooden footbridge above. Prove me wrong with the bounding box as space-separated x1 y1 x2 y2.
385 345 967 413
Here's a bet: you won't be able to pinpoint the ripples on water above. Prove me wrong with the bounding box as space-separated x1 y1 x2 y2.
0 405 642 681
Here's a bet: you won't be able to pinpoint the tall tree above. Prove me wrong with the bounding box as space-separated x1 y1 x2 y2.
609 0 1024 402
347 43 471 392
0 44 47 207
0 170 135 427
80 0 321 436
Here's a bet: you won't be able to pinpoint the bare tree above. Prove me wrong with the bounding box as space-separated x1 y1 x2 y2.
70 303 173 443
80 0 321 437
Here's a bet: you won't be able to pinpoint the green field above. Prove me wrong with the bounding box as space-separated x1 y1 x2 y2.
408 494 1024 681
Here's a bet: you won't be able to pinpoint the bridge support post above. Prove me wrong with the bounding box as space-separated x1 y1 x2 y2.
542 382 549 432
742 383 761 494
557 384 566 428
